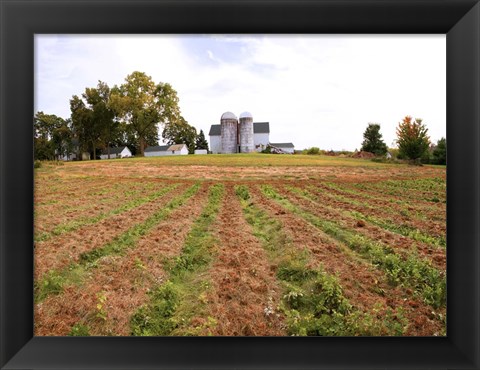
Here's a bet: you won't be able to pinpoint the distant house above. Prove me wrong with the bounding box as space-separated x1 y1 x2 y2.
57 138 90 161
100 146 132 159
144 145 171 157
194 149 208 155
269 142 295 154
209 122 270 154
144 144 188 157
168 144 189 155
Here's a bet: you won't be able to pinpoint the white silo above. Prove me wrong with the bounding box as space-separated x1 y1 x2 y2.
220 111 238 154
239 111 254 153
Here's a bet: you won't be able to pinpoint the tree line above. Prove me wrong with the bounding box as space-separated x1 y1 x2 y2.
360 116 446 165
34 71 209 161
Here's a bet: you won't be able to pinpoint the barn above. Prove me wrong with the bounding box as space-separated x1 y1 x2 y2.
209 120 270 154
269 143 295 154
145 144 189 157
99 146 132 159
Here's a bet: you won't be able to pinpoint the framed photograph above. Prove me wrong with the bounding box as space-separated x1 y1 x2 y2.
1 0 479 369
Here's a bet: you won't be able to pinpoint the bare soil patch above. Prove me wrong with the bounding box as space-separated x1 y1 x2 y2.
205 184 284 336
34 183 210 336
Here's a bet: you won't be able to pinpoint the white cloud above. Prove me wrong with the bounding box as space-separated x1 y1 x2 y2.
35 34 446 150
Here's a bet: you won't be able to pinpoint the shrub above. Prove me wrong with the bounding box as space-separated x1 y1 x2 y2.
306 147 320 155
34 160 42 168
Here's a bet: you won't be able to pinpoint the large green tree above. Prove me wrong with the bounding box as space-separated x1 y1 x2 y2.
70 95 99 159
396 116 430 163
70 81 121 159
432 137 446 165
112 71 181 156
360 123 388 156
162 116 197 154
83 81 119 159
34 111 71 160
195 129 209 151
51 118 74 160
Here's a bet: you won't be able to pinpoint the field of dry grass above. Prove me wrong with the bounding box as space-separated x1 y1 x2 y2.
34 154 446 336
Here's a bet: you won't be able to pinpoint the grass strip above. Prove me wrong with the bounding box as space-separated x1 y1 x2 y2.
321 181 445 222
260 185 446 309
234 185 408 336
352 180 445 204
290 186 446 249
35 183 200 303
130 184 224 336
349 210 446 249
35 184 177 242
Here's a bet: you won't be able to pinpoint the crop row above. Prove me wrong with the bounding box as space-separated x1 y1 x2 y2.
34 179 446 336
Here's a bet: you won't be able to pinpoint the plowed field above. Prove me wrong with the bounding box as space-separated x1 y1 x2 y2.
34 154 446 336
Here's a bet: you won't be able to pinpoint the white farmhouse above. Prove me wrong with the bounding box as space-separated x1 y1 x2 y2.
100 146 132 159
144 145 170 157
144 144 189 157
269 143 295 154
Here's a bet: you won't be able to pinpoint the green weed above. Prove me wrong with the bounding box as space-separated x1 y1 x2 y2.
35 184 201 302
130 184 224 336
236 185 408 336
35 184 178 242
260 185 446 309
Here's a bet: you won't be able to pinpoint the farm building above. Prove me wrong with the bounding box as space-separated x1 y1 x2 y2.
99 146 132 159
269 143 295 154
144 143 189 157
56 138 90 161
208 112 270 154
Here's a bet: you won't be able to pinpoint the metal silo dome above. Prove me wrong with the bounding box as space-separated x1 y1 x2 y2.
239 111 253 119
221 111 237 120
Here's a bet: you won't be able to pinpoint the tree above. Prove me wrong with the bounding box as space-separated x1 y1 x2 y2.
111 71 181 156
195 129 209 151
396 116 430 163
70 95 99 160
34 111 70 160
162 116 197 154
432 137 446 165
360 123 388 156
51 119 74 160
70 81 122 160
83 81 118 159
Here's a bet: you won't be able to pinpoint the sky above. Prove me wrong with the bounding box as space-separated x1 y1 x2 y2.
35 34 446 151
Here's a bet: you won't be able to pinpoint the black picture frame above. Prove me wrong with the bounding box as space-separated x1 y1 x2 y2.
1 0 479 369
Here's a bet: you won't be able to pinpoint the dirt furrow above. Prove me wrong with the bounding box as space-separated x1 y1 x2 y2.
346 181 446 211
275 185 446 271
34 182 158 239
249 186 444 336
34 176 111 203
34 183 210 336
310 182 446 231
34 183 187 280
205 184 284 336
298 184 446 241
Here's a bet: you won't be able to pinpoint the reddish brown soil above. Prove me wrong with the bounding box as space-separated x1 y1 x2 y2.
203 184 285 336
34 183 188 280
274 185 446 271
34 183 210 336
33 161 446 337
342 181 446 214
248 186 445 336
302 183 446 240
34 181 158 238
53 161 445 182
